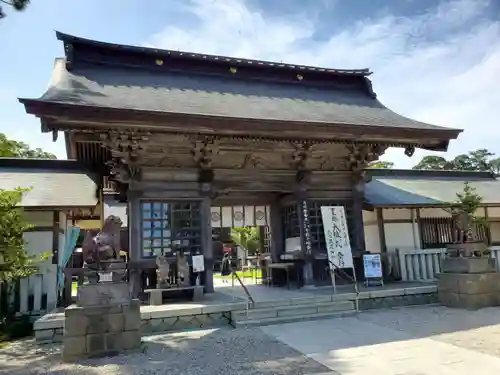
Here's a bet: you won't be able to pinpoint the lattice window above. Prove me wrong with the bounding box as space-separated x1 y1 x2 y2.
419 217 488 249
308 201 354 254
283 204 300 239
141 201 201 258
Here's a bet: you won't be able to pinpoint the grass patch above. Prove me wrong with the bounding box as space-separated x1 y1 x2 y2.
214 269 262 279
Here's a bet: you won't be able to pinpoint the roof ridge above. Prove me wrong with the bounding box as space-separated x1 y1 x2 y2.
55 31 372 77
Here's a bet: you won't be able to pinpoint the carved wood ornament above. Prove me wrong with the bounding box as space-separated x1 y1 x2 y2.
100 131 149 183
346 143 387 181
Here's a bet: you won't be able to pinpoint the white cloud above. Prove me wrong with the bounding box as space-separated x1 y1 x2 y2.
147 0 500 168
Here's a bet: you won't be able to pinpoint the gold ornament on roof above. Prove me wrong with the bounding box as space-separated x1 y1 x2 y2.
296 74 304 80
229 67 237 74
156 59 164 66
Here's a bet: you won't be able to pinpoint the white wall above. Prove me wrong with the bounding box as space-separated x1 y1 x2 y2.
363 206 500 251
104 200 128 227
21 211 60 314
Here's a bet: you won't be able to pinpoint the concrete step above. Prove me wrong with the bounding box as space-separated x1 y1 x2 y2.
232 300 355 322
232 309 357 328
252 295 336 309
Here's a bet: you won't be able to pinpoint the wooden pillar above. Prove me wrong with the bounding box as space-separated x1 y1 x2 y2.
376 208 387 253
351 179 366 254
128 193 142 298
52 211 60 265
484 206 492 246
415 208 423 249
201 194 214 293
269 200 283 262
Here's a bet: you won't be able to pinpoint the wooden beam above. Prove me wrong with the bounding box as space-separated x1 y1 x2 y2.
376 208 387 253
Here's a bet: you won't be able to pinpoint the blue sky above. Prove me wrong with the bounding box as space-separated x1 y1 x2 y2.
2 0 499 167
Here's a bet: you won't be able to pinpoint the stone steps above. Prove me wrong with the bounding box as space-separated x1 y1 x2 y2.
231 300 356 328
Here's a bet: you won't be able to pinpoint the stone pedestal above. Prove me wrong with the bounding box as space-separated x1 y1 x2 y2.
62 282 142 362
437 256 500 310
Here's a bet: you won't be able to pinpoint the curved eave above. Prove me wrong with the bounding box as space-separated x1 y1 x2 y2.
19 99 461 151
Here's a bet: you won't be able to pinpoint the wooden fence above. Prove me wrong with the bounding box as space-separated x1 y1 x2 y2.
397 246 500 282
0 263 58 317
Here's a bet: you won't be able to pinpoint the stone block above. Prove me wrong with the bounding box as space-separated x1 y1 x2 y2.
87 333 106 354
105 333 124 351
121 330 141 350
86 314 109 334
63 336 87 361
108 313 124 333
82 305 113 316
123 310 141 331
35 329 54 342
34 312 64 330
439 291 500 310
193 286 204 301
65 305 85 318
77 282 131 307
442 257 495 274
64 315 88 337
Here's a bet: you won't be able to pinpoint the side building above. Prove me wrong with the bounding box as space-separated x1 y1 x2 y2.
0 158 98 315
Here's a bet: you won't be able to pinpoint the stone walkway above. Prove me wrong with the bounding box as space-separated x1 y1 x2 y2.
261 305 500 375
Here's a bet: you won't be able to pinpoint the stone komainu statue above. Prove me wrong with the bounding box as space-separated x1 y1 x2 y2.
156 255 170 289
82 215 123 271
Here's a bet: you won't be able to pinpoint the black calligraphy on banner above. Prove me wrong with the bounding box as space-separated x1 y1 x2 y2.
302 200 312 254
330 207 343 248
339 209 350 247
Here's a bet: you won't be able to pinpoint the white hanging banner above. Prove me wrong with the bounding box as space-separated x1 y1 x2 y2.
321 206 354 269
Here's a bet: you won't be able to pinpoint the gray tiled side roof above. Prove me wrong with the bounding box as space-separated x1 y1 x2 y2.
37 59 452 131
366 176 500 206
0 168 97 207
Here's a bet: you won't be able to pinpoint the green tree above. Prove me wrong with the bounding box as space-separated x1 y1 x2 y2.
0 188 39 281
0 0 30 19
0 133 56 159
413 155 450 170
413 149 497 172
230 227 261 255
367 161 394 169
490 157 500 175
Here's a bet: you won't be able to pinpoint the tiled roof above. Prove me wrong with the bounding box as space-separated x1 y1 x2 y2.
365 170 500 206
35 58 456 133
0 159 98 208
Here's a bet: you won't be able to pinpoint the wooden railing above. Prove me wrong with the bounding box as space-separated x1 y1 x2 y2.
0 263 58 317
397 246 500 282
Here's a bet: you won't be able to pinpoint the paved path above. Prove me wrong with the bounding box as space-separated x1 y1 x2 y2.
261 306 500 375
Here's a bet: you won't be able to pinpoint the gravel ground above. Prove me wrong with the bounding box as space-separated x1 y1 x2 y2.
0 327 330 375
359 305 500 357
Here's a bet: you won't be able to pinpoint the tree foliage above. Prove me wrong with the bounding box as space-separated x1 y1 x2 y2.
413 148 500 173
0 133 56 159
444 182 483 216
230 227 261 255
0 0 30 19
367 161 394 169
0 188 40 281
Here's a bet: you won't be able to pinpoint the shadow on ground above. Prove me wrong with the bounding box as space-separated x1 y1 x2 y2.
0 327 332 375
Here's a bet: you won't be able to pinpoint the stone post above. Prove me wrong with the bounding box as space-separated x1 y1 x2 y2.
62 282 141 362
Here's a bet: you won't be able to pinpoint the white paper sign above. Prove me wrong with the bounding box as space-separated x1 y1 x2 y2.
192 254 205 273
321 206 353 269
363 254 382 279
98 272 113 282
